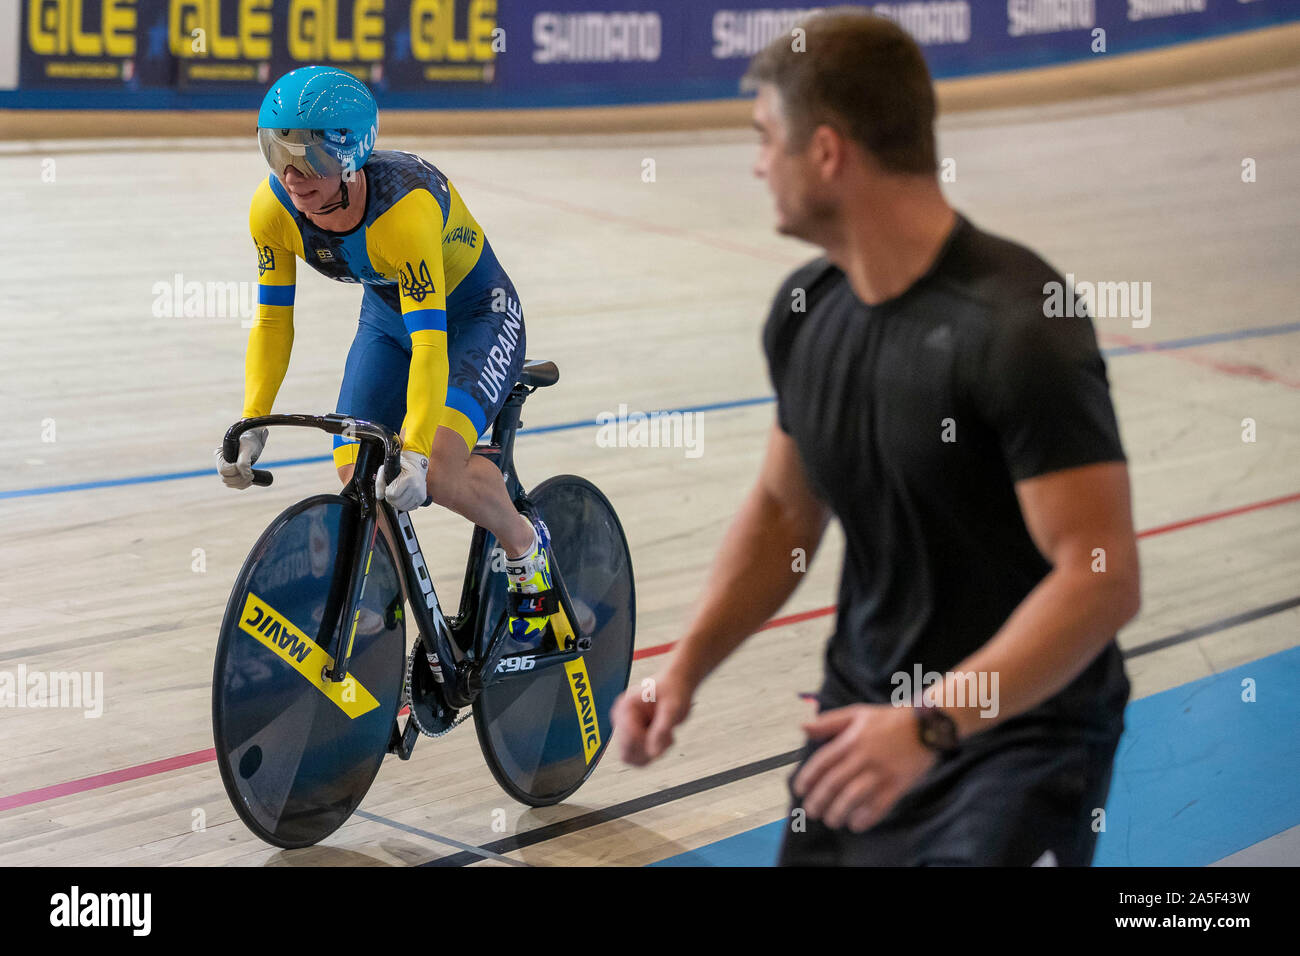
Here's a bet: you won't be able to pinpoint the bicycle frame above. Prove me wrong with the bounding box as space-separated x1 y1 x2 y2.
222 381 590 762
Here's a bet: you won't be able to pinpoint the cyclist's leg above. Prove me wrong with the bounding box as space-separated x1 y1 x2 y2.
423 281 531 558
426 281 556 645
334 282 532 561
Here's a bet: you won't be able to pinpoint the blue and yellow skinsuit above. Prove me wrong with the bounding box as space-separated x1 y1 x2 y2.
245 149 525 462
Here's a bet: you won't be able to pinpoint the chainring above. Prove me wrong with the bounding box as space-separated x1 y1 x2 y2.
403 639 466 737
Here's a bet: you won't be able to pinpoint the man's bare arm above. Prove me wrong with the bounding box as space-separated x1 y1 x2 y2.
926 460 1141 737
666 421 832 690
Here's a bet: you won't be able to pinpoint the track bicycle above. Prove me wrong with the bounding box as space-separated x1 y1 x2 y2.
211 359 636 848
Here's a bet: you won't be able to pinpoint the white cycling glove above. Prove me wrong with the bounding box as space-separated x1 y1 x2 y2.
376 449 430 512
215 427 268 490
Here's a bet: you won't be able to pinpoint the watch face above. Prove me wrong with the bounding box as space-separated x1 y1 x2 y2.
919 709 958 752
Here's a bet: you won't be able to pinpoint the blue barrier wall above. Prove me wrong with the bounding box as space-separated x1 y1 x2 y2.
2 1 1298 110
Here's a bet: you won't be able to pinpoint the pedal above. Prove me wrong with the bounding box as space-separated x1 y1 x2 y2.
538 541 596 650
387 714 420 760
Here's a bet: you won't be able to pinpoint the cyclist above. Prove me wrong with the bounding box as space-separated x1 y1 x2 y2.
215 66 554 647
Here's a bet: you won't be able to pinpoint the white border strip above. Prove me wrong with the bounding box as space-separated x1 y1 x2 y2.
0 0 20 91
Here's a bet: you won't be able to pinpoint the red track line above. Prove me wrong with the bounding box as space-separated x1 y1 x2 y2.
631 491 1300 662
1136 491 1300 538
3 489 1298 815
0 748 215 813
632 604 835 661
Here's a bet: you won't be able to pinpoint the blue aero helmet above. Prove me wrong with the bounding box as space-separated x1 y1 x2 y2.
257 66 377 186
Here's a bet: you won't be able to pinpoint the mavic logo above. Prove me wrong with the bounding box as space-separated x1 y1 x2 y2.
564 659 601 763
399 259 436 303
236 592 380 719
242 598 312 663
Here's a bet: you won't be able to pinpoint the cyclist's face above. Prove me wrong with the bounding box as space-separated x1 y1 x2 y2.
281 164 341 212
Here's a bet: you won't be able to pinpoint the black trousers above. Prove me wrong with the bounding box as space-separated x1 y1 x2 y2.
777 723 1122 866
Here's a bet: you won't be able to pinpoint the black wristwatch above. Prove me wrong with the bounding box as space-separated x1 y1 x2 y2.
916 705 960 756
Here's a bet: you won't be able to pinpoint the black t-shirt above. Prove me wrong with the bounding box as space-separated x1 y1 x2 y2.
763 212 1130 737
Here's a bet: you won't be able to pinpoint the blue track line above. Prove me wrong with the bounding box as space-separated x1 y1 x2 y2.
1100 321 1300 356
0 455 331 501
4 322 1298 501
0 398 773 500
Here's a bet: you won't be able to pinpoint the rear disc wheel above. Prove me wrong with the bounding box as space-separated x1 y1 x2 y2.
473 475 636 805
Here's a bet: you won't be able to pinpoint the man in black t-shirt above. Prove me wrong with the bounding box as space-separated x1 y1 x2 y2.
613 10 1140 865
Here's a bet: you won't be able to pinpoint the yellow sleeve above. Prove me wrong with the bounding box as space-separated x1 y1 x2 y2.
243 178 302 418
367 189 449 459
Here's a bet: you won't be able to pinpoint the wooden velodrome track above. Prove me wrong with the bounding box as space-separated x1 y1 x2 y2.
1 26 1297 866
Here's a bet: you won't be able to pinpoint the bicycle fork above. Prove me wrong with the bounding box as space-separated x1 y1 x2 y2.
321 439 398 685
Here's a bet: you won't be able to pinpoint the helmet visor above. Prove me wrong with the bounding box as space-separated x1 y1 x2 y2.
257 127 347 180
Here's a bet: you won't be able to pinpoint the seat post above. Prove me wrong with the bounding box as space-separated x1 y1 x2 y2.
489 384 529 486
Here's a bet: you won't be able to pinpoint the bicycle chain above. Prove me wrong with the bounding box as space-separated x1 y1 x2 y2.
423 709 472 738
